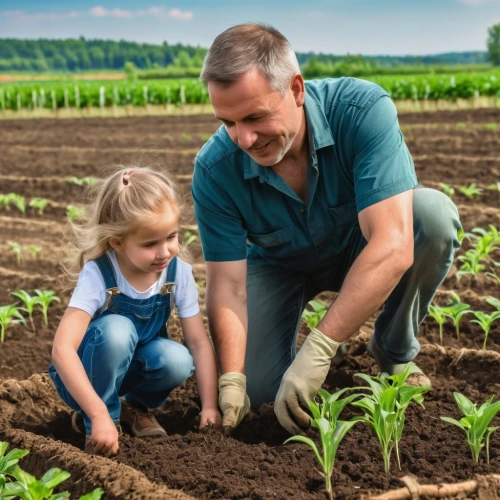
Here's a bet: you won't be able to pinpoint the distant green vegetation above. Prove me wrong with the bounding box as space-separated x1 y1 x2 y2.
1 70 499 111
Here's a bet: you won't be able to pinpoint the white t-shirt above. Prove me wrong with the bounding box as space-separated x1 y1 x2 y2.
69 251 200 319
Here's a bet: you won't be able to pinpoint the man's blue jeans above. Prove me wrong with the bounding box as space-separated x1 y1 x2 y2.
245 187 462 410
49 314 194 434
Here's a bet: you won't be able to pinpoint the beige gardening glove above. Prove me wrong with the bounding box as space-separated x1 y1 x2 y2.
218 372 251 429
274 327 342 435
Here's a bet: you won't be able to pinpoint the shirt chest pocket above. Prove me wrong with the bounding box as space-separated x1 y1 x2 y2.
247 226 294 249
327 201 359 255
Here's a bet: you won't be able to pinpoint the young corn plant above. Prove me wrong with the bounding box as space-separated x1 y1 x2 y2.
284 388 360 499
486 296 500 312
471 311 500 350
441 393 500 463
8 193 26 214
439 183 455 199
34 290 60 326
10 290 39 332
456 249 486 280
183 230 198 246
29 198 49 215
0 194 11 211
27 246 42 258
428 303 447 344
66 204 85 222
0 305 25 343
352 364 431 473
458 183 483 200
8 241 22 266
301 300 328 330
442 293 471 340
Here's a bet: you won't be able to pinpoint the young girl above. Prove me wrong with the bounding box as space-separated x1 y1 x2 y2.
49 166 221 457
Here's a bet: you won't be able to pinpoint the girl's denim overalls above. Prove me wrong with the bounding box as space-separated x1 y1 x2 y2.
49 254 194 434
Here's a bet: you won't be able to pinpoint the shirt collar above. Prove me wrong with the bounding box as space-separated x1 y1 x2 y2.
243 85 334 181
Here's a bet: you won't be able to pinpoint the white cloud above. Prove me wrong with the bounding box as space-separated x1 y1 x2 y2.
88 5 193 20
457 0 494 4
1 9 81 21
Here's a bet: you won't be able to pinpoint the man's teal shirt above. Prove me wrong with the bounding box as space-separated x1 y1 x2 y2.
192 77 418 272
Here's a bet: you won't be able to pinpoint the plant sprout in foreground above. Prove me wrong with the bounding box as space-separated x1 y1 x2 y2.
34 289 61 326
471 311 500 350
442 292 471 340
284 388 360 499
301 300 328 330
0 305 25 343
441 393 500 463
352 364 431 473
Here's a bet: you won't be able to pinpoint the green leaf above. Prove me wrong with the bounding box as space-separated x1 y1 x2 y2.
441 416 467 431
454 392 476 417
284 436 324 468
41 468 71 489
80 488 104 500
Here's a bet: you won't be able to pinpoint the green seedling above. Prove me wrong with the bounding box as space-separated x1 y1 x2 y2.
183 230 198 246
485 123 498 132
1 466 71 499
441 393 500 463
471 311 500 350
458 183 483 200
284 388 360 499
181 133 192 141
442 295 471 340
0 442 29 481
0 305 25 343
27 246 42 258
301 300 328 330
8 241 22 266
428 304 447 344
34 290 61 326
457 249 486 280
10 290 39 332
0 194 11 210
8 193 26 214
66 176 96 187
66 205 85 222
486 296 500 311
29 198 49 215
439 183 455 199
352 364 430 473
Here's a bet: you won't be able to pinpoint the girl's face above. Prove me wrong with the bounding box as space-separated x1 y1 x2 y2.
111 202 180 278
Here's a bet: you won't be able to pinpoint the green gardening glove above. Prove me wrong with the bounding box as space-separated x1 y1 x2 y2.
274 327 342 435
218 372 251 429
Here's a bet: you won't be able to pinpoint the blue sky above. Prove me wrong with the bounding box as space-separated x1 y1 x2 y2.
0 0 499 56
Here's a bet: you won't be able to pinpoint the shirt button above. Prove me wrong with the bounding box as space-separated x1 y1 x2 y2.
300 208 305 214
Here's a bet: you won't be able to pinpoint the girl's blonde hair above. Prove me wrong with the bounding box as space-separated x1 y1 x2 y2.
65 165 186 282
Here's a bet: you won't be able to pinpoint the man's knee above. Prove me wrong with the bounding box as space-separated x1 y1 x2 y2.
412 188 462 255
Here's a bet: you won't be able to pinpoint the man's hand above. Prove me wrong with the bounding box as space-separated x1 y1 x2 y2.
90 412 120 457
274 328 342 435
218 372 251 429
199 407 223 428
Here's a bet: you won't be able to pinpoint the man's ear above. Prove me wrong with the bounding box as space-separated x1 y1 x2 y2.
109 237 124 252
290 74 305 107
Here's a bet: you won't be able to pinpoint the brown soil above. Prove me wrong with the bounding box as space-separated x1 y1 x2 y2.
0 109 499 499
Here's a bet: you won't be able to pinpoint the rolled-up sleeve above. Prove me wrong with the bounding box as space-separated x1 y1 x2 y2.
352 94 418 213
192 158 248 262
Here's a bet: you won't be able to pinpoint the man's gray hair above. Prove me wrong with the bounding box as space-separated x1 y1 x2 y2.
200 23 300 95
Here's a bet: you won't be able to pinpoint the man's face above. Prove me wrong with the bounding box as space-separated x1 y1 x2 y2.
208 66 304 167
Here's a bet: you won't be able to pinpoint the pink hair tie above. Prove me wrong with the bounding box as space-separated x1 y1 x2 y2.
122 170 134 186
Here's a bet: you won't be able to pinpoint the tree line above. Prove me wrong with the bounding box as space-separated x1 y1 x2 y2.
0 37 491 73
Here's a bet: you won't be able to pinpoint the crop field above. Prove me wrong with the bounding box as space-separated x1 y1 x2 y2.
0 109 499 499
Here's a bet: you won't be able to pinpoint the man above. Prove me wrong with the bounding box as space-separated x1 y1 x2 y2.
192 23 461 435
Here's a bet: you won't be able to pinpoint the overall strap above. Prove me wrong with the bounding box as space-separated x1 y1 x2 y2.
94 253 118 290
166 256 177 283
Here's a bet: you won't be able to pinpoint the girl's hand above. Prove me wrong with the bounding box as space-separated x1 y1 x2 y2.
90 412 120 456
199 407 222 428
